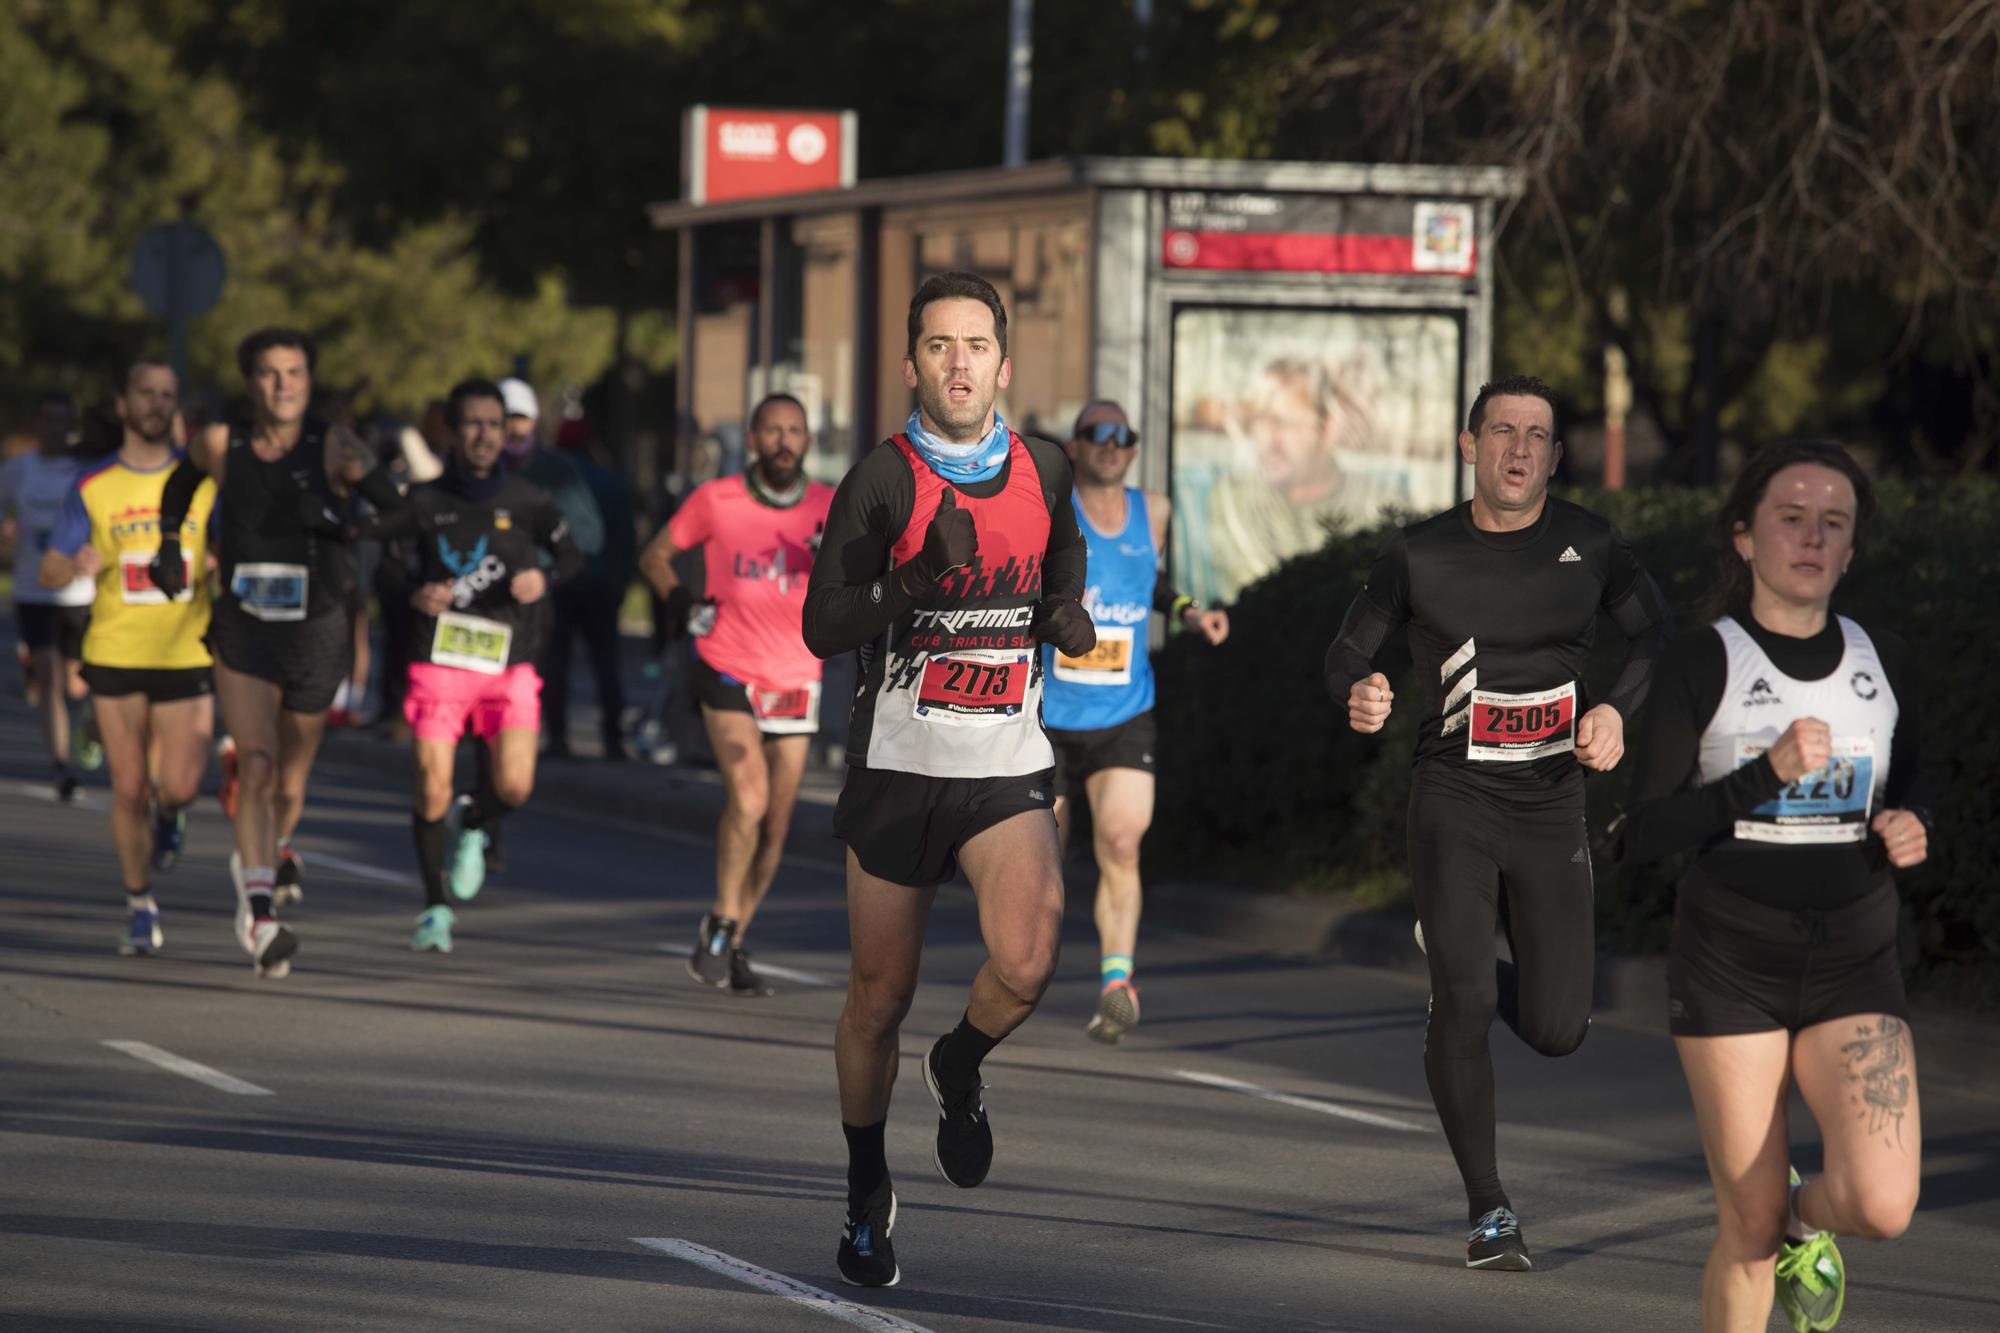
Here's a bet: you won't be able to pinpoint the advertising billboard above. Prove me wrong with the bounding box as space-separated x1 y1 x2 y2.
1169 306 1463 607
683 106 857 205
1162 192 1478 276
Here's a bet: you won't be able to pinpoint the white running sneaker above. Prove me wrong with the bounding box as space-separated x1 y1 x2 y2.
242 917 298 980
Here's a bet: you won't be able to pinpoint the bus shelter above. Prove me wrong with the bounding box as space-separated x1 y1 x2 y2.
648 155 1522 607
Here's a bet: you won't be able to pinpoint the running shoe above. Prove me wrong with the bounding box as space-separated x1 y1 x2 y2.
241 916 298 980
835 1181 899 1288
1466 1207 1533 1270
56 772 80 804
411 905 455 954
274 845 306 906
150 808 186 872
216 735 239 819
686 913 734 988
119 903 164 957
1085 979 1141 1044
445 795 488 902
725 947 772 998
923 1034 993 1188
73 706 104 771
1777 1168 1846 1332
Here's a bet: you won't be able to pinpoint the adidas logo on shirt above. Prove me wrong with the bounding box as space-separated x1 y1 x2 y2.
1558 546 1583 563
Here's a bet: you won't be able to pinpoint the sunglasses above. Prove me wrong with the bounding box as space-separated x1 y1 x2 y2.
1077 421 1139 448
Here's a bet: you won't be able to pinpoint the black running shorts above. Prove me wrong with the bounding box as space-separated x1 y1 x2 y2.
208 602 350 715
81 663 212 703
1668 866 1908 1036
1047 710 1156 798
15 602 89 659
834 764 1056 887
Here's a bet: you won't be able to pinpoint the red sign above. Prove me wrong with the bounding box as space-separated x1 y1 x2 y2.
684 106 857 205
1161 194 1478 276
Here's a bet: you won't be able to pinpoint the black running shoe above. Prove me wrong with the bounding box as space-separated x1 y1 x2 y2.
1466 1207 1533 1271
836 1182 899 1288
725 947 773 998
686 913 734 988
273 846 305 906
922 1034 993 1188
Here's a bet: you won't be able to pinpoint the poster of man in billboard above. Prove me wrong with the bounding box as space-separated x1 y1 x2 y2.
1169 307 1462 607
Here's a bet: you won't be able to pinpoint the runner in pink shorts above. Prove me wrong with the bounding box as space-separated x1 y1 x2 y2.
640 391 834 996
377 377 583 953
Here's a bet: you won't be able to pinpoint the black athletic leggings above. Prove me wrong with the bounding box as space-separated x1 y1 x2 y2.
1408 768 1594 1224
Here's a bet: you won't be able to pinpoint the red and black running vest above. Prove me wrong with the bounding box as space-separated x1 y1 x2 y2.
852 432 1054 778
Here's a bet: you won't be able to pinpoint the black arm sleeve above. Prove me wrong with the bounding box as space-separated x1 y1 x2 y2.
155 459 207 538
802 446 919 659
1323 532 1412 703
1618 628 1786 864
1025 438 1086 602
354 465 406 518
1875 626 1930 825
1153 569 1189 614
1599 526 1674 721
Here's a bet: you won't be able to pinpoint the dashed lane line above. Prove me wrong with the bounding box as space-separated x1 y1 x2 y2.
102 1040 274 1096
631 1237 934 1331
1170 1068 1430 1132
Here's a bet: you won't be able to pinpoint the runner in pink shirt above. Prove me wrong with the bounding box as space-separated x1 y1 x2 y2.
641 392 835 996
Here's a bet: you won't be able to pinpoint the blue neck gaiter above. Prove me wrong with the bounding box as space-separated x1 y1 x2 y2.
905 409 1010 484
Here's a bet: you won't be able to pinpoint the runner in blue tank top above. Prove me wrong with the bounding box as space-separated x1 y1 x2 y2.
1044 400 1229 1043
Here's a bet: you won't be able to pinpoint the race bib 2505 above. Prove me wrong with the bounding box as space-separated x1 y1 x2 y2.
119 549 193 605
1466 681 1577 762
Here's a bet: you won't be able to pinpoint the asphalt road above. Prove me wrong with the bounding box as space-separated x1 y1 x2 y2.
2 700 1996 1332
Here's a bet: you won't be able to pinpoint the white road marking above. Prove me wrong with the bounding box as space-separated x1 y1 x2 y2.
4 779 105 811
1170 1069 1429 1133
102 1040 274 1096
305 850 414 886
631 1238 934 1331
754 963 836 987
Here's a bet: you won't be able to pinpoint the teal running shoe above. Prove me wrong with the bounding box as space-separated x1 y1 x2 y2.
150 808 186 872
1776 1168 1846 1332
411 905 455 953
445 796 487 902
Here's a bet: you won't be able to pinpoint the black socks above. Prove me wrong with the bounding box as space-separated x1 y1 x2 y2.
843 1119 888 1213
934 1010 1002 1091
413 812 448 908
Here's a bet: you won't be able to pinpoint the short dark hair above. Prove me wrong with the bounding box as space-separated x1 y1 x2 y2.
1467 375 1560 438
1706 439 1877 619
444 377 506 429
750 392 808 432
237 326 318 379
906 271 1008 359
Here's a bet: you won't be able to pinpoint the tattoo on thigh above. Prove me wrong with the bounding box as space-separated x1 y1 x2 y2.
1840 1017 1911 1147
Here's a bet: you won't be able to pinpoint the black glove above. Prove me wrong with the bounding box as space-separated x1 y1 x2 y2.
892 487 978 599
148 535 187 599
1033 596 1096 659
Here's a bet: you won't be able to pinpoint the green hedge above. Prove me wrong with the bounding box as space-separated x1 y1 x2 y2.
1152 479 2000 1007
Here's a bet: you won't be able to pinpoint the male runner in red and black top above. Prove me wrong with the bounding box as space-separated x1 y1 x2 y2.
803 271 1095 1288
1323 375 1672 1270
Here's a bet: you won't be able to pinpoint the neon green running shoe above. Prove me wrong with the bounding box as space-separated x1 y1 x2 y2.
411 905 455 953
445 795 488 902
1776 1169 1846 1333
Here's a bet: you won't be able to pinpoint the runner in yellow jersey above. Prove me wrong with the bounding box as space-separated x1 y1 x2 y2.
40 362 221 961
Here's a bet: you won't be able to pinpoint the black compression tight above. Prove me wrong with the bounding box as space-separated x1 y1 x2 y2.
1408 771 1595 1224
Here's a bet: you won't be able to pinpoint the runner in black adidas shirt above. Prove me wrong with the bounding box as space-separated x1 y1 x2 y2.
377 378 582 953
802 272 1095 1288
153 327 402 976
1621 441 1926 1333
1323 375 1671 1270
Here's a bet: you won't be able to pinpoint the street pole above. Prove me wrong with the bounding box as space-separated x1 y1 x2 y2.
1004 0 1032 167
